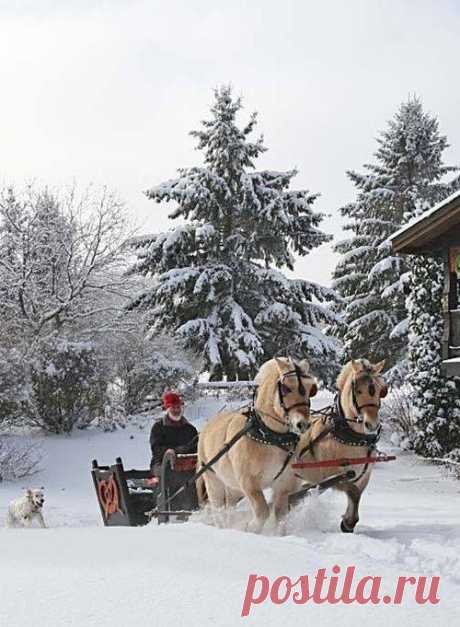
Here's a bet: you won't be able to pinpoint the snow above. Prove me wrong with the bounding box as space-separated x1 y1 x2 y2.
1 396 459 626
390 188 460 242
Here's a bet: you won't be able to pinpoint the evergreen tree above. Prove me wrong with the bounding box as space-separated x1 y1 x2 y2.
333 97 460 380
407 255 460 459
129 86 339 381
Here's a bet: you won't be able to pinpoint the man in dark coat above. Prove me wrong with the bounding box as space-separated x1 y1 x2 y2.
149 390 198 473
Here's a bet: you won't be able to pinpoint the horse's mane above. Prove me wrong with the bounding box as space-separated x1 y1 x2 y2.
255 357 289 386
336 358 373 390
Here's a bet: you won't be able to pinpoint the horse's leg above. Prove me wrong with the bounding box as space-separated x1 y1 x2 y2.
203 472 227 527
225 487 242 508
336 483 363 533
239 481 270 533
272 476 297 522
272 490 290 521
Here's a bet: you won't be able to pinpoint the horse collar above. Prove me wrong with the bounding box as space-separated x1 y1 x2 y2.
332 393 380 448
244 407 300 452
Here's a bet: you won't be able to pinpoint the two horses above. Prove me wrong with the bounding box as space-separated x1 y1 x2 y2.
197 356 388 533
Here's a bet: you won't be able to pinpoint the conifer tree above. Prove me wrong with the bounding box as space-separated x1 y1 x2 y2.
129 86 339 381
333 97 460 380
407 254 460 459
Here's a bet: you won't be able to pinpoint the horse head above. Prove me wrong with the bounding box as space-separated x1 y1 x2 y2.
255 356 318 434
337 358 388 435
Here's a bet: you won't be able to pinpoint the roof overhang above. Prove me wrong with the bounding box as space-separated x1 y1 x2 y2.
390 190 460 254
442 357 460 377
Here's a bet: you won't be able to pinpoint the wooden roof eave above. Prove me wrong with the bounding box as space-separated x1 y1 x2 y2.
391 200 460 254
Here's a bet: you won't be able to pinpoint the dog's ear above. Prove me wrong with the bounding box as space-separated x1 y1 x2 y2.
26 489 33 497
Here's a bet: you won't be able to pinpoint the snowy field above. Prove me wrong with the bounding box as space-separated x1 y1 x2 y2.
0 394 459 627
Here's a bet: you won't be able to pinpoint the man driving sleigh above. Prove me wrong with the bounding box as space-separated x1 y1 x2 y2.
149 390 198 475
147 391 199 516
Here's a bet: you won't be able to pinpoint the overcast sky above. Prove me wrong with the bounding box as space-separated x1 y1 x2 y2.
1 0 459 285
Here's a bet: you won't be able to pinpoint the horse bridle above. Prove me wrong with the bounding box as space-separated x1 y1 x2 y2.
257 364 314 430
278 365 313 412
345 374 385 428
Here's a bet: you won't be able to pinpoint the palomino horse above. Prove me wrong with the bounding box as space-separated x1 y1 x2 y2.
197 357 318 532
295 358 387 533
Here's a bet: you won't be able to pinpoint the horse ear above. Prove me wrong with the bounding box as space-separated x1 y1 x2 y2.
298 358 310 375
351 359 362 374
274 357 287 375
373 359 386 374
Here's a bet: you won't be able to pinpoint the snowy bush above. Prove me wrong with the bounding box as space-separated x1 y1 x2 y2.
380 386 416 449
97 317 199 417
27 338 104 434
0 346 29 425
0 437 42 482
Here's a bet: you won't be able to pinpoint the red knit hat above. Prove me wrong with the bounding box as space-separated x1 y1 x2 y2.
162 390 182 409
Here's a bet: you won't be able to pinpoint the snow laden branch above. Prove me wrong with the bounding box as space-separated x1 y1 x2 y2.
129 86 339 382
0 184 137 346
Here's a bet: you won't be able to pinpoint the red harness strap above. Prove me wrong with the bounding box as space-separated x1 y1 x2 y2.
292 454 396 469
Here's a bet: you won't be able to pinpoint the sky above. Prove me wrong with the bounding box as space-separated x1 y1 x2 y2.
1 0 459 286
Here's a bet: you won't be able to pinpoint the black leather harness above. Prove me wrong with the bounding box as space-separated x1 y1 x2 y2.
244 406 300 452
297 391 382 485
242 406 302 481
331 393 381 448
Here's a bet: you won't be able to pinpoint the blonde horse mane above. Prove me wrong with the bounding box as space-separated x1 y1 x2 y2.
254 357 311 412
336 358 373 390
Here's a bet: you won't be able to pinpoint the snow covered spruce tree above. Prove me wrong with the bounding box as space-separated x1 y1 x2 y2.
333 97 460 381
129 86 339 381
406 257 460 460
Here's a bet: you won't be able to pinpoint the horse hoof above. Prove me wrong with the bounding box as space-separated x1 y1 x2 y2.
340 520 354 533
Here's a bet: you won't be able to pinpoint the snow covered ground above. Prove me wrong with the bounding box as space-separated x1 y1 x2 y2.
0 395 459 626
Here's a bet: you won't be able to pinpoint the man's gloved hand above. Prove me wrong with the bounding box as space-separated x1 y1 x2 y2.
165 448 176 460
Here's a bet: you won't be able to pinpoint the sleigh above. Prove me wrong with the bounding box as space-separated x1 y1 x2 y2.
91 451 199 526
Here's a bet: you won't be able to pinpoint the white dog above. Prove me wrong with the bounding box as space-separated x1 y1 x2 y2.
5 488 47 528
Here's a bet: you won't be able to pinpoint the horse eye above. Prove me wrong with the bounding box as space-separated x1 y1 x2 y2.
280 384 291 395
368 384 376 396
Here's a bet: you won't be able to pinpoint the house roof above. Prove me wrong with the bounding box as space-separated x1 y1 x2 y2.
390 189 460 253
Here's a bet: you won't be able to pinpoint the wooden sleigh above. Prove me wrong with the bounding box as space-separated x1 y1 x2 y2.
91 451 199 526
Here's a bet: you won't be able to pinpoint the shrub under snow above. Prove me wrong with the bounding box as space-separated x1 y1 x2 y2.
0 437 42 482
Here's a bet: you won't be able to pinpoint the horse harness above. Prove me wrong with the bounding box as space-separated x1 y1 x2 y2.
243 406 301 481
244 370 383 483
297 387 383 484
201 366 312 480
203 370 383 486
